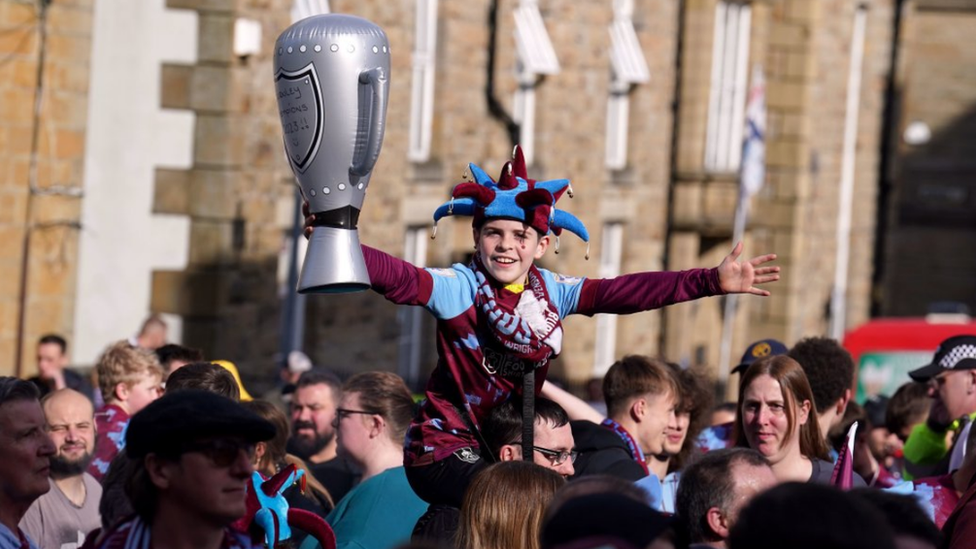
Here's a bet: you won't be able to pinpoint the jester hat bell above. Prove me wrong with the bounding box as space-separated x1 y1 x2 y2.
432 146 590 246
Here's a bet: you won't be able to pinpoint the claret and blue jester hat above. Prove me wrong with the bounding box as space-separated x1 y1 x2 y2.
432 146 590 253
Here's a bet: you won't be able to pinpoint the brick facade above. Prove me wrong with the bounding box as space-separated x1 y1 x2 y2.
0 0 92 376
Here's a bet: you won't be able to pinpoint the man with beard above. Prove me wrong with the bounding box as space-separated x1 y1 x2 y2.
288 370 359 502
21 389 102 549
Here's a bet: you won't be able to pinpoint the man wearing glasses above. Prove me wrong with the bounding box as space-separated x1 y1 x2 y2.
481 396 577 478
904 335 976 480
90 390 275 549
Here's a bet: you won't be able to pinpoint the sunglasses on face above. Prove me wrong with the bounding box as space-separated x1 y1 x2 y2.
180 438 255 468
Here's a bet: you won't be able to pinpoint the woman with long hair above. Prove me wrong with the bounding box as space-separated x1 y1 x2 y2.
456 461 565 549
732 355 836 484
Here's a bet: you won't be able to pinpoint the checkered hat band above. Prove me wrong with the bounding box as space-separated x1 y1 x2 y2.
939 344 976 369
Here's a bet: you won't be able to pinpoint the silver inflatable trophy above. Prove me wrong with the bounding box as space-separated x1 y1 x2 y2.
274 15 390 294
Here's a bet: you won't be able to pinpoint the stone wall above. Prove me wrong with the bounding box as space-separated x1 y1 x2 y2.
0 0 92 376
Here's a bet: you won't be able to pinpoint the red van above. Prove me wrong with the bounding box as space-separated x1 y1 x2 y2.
845 315 976 403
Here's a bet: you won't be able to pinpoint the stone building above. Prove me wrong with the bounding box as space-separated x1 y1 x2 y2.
4 0 968 396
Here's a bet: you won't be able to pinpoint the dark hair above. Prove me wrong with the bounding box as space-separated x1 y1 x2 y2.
885 382 931 441
676 448 770 544
729 482 895 549
154 344 204 370
733 355 830 461
603 355 679 418
849 488 942 546
342 372 416 443
38 334 68 354
126 452 161 521
0 376 41 408
296 368 343 402
666 363 714 472
787 337 855 414
165 362 240 400
545 474 652 521
481 397 570 459
713 402 738 415
101 450 136 530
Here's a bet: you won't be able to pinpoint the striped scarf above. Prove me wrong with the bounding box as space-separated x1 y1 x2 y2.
471 255 562 372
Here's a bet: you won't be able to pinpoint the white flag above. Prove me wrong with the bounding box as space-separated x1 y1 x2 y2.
740 66 766 198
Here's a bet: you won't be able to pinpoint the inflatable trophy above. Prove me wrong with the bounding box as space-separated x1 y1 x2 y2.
274 15 390 293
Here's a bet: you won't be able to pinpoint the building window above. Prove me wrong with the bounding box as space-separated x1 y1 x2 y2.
606 0 650 171
704 1 751 173
514 0 560 167
408 0 439 163
397 226 429 387
593 222 624 376
290 0 329 21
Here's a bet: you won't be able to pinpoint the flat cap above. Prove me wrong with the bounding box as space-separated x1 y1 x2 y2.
127 389 275 459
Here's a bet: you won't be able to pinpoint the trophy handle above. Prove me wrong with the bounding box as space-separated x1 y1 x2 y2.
351 67 388 176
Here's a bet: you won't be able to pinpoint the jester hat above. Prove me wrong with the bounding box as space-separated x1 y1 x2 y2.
432 146 589 247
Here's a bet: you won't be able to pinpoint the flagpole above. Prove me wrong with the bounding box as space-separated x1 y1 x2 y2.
718 65 765 398
717 195 749 397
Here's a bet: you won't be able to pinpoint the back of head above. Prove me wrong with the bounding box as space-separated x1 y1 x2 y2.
787 337 854 414
676 448 770 544
541 492 672 549
458 461 565 549
603 355 678 419
165 362 240 400
342 372 415 443
154 344 204 371
729 482 895 549
545 475 652 521
733 355 830 461
849 488 942 548
241 399 289 466
96 341 164 403
482 396 569 459
886 381 931 440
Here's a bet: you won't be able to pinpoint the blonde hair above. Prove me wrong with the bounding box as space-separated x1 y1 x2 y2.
96 341 164 404
456 461 565 549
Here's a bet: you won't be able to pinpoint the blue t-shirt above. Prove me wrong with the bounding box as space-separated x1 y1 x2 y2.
301 466 426 549
0 523 38 549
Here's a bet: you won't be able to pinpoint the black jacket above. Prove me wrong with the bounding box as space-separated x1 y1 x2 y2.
570 420 646 481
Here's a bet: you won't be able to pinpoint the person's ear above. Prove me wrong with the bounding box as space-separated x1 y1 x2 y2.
115 382 129 402
472 228 480 251
836 388 852 416
145 454 174 490
630 397 645 422
369 414 386 438
254 442 267 464
797 399 811 426
534 234 550 259
498 444 519 462
706 506 730 539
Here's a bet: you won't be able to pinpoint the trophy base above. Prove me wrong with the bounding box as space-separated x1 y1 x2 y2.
298 227 371 294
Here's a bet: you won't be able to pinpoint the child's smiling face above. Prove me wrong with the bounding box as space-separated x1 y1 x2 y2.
473 219 550 286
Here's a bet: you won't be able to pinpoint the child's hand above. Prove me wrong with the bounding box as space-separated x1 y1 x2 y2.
302 200 314 239
717 242 779 296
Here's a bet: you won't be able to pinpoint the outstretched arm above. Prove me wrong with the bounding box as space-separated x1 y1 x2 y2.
716 242 780 296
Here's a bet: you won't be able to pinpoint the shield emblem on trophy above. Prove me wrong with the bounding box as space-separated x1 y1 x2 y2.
275 63 323 174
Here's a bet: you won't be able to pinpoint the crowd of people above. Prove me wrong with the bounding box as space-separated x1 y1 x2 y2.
4 148 976 549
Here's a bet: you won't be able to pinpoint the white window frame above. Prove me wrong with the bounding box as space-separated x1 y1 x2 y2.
513 0 560 167
397 226 429 386
606 0 650 170
704 1 751 173
593 223 624 377
291 0 329 22
408 0 439 163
